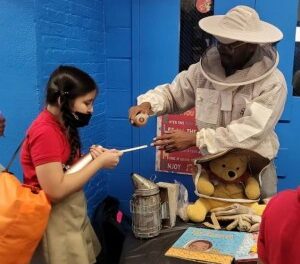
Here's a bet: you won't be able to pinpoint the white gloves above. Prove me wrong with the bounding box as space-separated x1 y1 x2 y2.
204 204 261 232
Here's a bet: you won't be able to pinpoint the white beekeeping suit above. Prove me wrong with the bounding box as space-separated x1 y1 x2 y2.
132 6 287 198
138 44 286 160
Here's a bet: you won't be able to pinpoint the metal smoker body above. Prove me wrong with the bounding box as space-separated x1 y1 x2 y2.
130 173 161 238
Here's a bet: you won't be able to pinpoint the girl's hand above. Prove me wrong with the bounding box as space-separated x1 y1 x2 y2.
89 145 107 159
95 149 123 169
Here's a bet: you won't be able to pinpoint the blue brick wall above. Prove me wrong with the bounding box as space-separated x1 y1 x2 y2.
0 1 38 177
104 0 134 214
35 0 107 216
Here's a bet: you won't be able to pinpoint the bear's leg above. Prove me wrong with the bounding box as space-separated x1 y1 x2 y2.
187 199 210 222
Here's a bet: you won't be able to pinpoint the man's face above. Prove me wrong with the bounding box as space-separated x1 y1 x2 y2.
217 41 257 75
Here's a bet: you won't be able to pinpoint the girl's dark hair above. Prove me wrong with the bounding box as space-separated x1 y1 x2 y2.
46 65 98 165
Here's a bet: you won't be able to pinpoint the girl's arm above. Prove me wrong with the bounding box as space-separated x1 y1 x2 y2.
36 150 122 203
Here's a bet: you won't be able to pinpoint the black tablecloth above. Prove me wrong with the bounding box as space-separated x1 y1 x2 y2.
119 222 197 264
119 221 258 264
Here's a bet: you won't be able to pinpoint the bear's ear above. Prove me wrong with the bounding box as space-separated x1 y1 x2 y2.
239 155 248 164
209 160 217 169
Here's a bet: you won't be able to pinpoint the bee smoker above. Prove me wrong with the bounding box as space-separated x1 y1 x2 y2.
130 173 161 238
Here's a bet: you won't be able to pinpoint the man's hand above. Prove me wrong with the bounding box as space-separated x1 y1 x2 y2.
128 102 152 127
0 113 5 137
152 130 196 152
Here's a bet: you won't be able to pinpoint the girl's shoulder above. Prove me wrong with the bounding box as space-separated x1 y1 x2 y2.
27 119 66 145
27 110 65 138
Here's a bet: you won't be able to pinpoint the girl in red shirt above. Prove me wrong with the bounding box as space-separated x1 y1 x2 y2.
21 65 122 264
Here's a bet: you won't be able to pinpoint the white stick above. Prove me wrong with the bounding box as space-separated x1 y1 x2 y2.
120 145 148 153
66 145 148 174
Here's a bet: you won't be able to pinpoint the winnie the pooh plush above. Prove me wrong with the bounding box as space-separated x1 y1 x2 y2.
187 152 265 223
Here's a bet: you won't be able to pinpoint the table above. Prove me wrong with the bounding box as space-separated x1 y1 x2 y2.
119 222 258 264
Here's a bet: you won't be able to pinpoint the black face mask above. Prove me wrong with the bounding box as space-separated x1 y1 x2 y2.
65 111 92 127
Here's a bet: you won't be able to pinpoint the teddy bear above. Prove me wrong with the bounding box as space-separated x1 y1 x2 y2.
187 152 265 223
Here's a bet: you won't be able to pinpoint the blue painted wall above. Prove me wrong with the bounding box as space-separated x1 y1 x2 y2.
132 0 198 200
104 0 199 215
255 0 300 190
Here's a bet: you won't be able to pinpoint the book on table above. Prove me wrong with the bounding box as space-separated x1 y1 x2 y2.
165 227 258 264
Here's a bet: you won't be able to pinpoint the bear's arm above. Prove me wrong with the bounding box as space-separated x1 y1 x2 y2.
245 176 260 199
197 170 215 196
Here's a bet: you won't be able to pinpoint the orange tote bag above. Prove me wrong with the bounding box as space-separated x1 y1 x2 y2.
0 142 51 264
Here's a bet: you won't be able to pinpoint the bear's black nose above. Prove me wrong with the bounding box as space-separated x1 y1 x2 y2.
228 171 236 178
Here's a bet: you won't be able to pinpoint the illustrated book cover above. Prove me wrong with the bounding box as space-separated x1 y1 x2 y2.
165 227 257 264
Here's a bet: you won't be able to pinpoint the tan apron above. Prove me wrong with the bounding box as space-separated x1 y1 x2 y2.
33 191 101 264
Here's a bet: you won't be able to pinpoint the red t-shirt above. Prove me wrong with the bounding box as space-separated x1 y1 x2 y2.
21 109 72 187
258 187 300 264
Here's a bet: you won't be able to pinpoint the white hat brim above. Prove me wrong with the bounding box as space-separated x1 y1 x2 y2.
199 15 283 44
